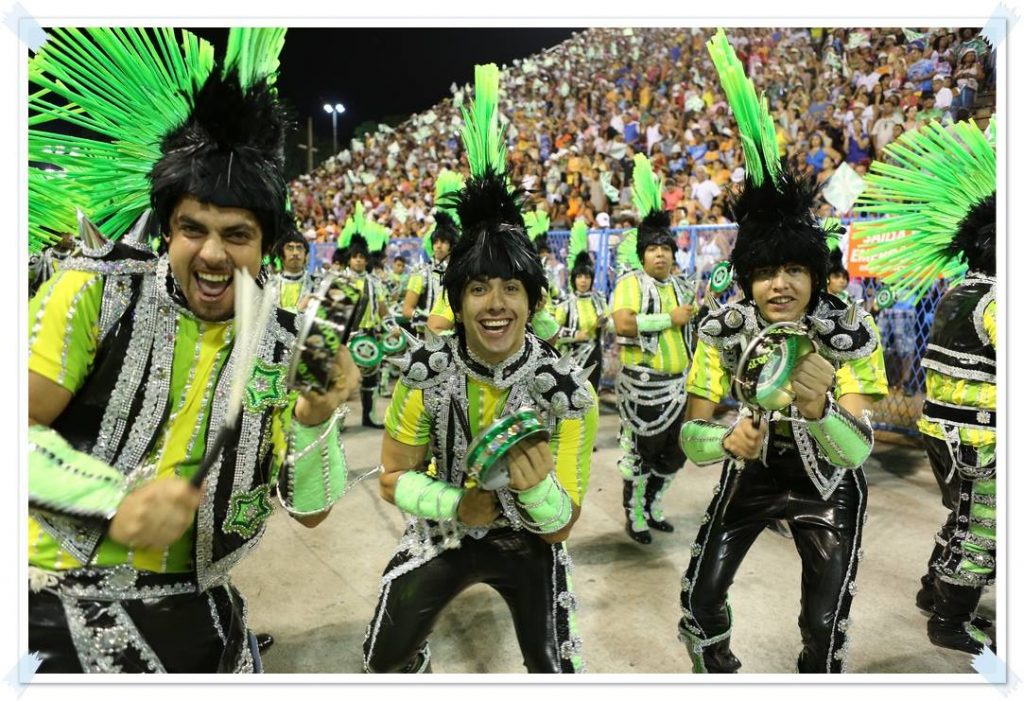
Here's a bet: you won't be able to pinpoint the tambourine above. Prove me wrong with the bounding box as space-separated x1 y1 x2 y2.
465 409 550 491
287 272 367 394
874 286 895 310
348 333 384 369
708 261 734 295
733 321 818 419
381 332 408 355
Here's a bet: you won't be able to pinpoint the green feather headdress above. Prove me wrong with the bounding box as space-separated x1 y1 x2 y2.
567 219 590 273
631 154 663 219
707 27 832 311
340 201 389 254
523 208 551 242
706 28 781 188
442 63 546 316
617 229 642 272
423 169 464 258
459 63 506 179
632 153 675 261
853 118 996 301
28 27 287 253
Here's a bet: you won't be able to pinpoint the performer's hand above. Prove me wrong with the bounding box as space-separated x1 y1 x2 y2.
722 415 767 460
574 329 589 342
670 303 696 328
457 487 499 526
296 345 360 425
108 477 202 550
507 436 554 491
790 353 836 420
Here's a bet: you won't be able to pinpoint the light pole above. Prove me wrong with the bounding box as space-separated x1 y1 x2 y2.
323 102 345 156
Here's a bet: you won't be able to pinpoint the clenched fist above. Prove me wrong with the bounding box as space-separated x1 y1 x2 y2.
723 415 767 460
108 477 202 551
457 487 499 526
507 437 554 492
790 353 836 420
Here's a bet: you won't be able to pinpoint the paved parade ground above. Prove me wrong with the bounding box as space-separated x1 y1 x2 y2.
233 401 994 676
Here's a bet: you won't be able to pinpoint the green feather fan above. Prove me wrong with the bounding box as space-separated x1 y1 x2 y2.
567 219 589 272
853 118 995 301
630 154 663 218
459 63 505 178
706 28 781 188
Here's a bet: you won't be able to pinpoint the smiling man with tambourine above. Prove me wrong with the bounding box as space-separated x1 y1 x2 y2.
675 29 888 674
363 64 598 675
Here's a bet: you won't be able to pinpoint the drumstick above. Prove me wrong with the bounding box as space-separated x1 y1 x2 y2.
190 270 276 487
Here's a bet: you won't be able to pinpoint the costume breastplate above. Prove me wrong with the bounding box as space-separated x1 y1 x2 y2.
922 275 995 383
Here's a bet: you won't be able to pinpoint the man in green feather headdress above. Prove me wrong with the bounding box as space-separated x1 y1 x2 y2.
611 153 697 545
855 118 998 656
363 64 597 674
339 203 393 427
26 28 357 673
677 30 887 674
402 170 462 334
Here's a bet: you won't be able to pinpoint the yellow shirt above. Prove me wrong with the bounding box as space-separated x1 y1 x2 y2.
28 270 290 572
611 274 689 374
385 375 598 506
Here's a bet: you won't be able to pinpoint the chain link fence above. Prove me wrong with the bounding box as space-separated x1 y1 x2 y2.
311 221 939 438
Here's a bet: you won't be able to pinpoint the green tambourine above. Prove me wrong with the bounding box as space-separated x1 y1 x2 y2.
733 322 818 418
288 272 365 394
381 332 408 355
348 333 384 369
708 261 733 295
465 409 550 491
875 286 895 310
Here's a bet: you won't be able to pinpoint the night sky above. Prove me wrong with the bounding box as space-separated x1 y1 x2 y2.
193 27 581 178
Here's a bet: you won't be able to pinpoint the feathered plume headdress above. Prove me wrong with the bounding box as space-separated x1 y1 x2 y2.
340 201 389 260
707 28 836 309
524 207 552 254
852 118 996 301
632 153 676 262
567 218 594 280
442 64 546 315
423 169 464 258
29 28 290 254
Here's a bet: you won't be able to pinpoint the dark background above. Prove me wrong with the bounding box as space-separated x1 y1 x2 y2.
192 27 581 178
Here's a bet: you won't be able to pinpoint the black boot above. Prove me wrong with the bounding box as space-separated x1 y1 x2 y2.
928 579 993 654
361 389 384 429
644 473 675 533
256 633 274 653
679 625 741 674
623 478 651 544
918 563 992 629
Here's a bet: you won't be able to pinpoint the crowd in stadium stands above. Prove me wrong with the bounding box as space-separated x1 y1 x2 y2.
288 26 993 247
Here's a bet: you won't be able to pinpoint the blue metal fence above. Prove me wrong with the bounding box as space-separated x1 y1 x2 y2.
311 222 940 438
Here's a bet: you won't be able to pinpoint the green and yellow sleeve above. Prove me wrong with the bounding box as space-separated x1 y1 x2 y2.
385 380 433 446
685 339 730 404
548 386 599 506
28 270 104 393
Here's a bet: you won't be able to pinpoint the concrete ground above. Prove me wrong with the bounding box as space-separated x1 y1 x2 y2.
233 398 995 676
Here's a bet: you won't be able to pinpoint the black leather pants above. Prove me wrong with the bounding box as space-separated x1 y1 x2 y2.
363 527 581 673
679 449 867 673
29 582 250 673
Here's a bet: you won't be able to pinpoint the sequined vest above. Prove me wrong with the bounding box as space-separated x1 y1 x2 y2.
921 274 995 384
40 246 297 591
